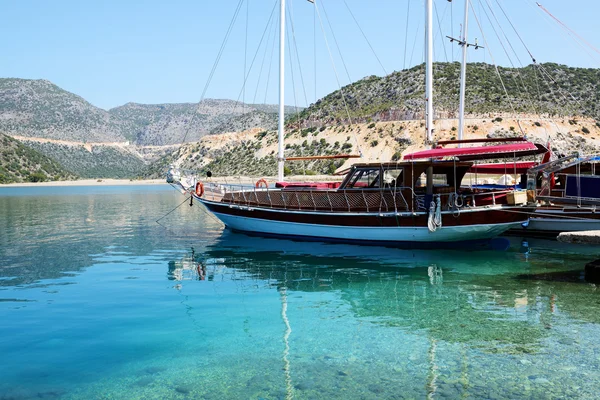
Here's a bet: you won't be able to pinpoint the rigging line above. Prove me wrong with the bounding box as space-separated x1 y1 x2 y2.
483 0 540 117
478 0 539 117
403 0 411 70
476 0 515 67
536 63 581 106
287 0 310 176
528 0 600 65
536 64 584 120
450 0 454 62
314 3 317 104
288 0 310 107
535 64 571 113
253 8 277 104
433 1 449 63
523 0 599 65
343 0 387 75
156 195 193 226
313 1 356 130
319 0 352 84
483 0 523 65
159 0 244 169
537 2 600 57
230 1 279 113
495 0 536 63
408 18 421 69
313 3 318 130
185 0 244 140
285 7 302 131
469 1 526 137
263 10 279 105
244 0 249 118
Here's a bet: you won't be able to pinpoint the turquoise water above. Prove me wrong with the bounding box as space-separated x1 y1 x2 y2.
1 185 600 399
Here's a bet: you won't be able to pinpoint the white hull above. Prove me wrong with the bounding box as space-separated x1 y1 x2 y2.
527 217 600 233
211 210 522 243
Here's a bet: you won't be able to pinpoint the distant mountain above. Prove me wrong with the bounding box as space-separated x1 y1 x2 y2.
4 62 600 181
0 78 293 146
0 133 77 183
0 78 128 142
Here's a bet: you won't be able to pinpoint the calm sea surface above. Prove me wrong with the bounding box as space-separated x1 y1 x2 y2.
1 185 600 399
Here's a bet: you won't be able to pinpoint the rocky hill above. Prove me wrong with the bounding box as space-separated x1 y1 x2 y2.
0 79 127 143
0 78 289 146
290 63 600 126
4 62 600 181
147 115 600 180
0 134 78 183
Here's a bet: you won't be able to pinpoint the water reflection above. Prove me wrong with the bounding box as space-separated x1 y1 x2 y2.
0 185 222 286
152 238 600 398
179 232 600 347
2 187 600 399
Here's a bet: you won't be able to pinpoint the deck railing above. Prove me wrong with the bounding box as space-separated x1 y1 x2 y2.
199 182 526 213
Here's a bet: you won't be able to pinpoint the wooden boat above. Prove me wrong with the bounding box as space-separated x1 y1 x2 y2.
170 1 540 248
193 159 533 247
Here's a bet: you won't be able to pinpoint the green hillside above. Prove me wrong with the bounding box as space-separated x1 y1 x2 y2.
0 134 78 183
291 62 600 125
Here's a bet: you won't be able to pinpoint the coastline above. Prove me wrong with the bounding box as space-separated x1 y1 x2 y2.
0 179 167 188
0 174 343 188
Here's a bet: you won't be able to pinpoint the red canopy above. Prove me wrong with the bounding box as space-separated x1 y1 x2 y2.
403 142 547 161
469 161 537 174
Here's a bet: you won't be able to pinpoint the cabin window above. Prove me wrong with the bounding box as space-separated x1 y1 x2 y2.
345 168 403 189
346 169 380 188
416 173 448 188
381 169 403 188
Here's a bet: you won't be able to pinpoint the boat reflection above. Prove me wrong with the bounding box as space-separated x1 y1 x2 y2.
168 232 600 353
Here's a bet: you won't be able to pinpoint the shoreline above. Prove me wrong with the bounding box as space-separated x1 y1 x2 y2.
0 179 168 188
0 174 343 188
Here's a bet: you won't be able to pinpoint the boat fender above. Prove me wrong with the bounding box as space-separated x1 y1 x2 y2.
195 182 204 197
255 178 268 189
428 195 443 232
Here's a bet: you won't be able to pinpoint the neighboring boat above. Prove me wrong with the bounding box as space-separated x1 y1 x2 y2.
520 154 600 235
169 0 536 248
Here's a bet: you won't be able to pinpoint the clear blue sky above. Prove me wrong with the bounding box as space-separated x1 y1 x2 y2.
1 0 598 110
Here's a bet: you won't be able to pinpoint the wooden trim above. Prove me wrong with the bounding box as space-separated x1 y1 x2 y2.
286 154 361 161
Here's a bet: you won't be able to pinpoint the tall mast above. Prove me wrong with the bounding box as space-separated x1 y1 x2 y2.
458 0 469 142
277 0 286 182
425 0 434 143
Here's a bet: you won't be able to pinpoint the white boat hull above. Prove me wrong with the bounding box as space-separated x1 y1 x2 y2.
526 217 600 233
211 210 522 244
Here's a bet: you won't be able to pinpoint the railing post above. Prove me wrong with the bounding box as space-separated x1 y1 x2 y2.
344 190 351 212
326 191 333 212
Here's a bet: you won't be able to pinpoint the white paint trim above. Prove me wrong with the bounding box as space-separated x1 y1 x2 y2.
211 211 521 243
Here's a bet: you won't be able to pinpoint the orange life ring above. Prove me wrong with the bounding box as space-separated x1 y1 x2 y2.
255 178 268 189
195 182 204 197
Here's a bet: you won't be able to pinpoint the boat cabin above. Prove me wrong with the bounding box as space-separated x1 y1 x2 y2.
338 161 472 194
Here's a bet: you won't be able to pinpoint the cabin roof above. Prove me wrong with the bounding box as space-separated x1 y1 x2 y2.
403 142 548 161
